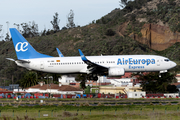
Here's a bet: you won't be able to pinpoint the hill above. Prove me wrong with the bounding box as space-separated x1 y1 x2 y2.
0 0 180 85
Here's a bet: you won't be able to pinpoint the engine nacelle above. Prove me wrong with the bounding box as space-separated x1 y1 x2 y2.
108 67 125 76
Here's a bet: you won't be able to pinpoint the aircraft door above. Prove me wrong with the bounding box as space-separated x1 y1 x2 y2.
40 61 44 69
157 58 160 66
104 60 108 67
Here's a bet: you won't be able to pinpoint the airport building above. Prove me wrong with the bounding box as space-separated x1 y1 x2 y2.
13 81 83 95
97 74 146 98
12 73 180 98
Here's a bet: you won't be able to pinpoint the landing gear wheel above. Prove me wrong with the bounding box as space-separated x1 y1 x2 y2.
93 76 98 81
87 74 98 81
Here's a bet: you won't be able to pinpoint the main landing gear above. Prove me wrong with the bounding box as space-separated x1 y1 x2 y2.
87 74 98 81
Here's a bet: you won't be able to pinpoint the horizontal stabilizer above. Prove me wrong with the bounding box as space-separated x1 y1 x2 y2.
16 59 30 63
6 58 15 61
6 58 30 63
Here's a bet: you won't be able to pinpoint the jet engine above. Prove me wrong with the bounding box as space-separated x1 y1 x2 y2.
108 67 125 76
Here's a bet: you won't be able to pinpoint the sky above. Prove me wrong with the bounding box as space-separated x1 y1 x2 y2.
0 0 120 39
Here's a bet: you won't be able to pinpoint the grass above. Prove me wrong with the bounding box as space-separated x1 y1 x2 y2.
1 98 180 119
0 105 180 119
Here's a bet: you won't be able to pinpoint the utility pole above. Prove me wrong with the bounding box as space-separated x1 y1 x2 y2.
6 21 9 34
99 76 100 93
12 75 14 85
0 25 3 41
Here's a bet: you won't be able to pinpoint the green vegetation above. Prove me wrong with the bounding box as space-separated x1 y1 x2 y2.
133 72 178 93
0 104 180 119
18 71 38 89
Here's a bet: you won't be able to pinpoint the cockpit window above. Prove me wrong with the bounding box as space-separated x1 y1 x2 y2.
164 59 170 62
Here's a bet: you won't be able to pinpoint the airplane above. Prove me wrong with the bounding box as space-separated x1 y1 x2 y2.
7 28 177 80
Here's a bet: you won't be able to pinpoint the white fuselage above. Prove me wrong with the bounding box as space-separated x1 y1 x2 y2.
15 55 176 74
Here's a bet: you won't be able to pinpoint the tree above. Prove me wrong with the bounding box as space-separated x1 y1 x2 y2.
76 74 86 89
51 12 60 31
133 72 178 93
66 9 75 28
119 0 131 8
48 73 61 83
105 29 116 36
40 29 47 36
0 25 3 41
31 21 39 36
5 33 10 41
19 71 39 89
13 23 20 31
21 22 30 38
167 85 178 93
21 21 39 38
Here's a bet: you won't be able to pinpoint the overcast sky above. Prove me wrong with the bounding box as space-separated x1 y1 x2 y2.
0 0 120 38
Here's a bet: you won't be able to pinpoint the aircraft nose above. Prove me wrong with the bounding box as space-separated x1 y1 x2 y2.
171 61 177 68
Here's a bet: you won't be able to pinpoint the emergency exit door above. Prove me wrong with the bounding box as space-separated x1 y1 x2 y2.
40 61 44 69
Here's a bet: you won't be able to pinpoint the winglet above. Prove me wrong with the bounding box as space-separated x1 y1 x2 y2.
78 49 88 61
56 48 64 57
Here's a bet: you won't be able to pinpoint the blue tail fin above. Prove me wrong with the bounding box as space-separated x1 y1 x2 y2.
10 28 52 59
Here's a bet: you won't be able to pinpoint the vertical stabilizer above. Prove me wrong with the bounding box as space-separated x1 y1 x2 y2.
10 28 52 59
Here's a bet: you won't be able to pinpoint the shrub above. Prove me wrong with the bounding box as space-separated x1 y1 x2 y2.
150 102 154 105
98 102 104 106
84 102 90 106
63 111 72 117
105 29 116 36
58 102 62 106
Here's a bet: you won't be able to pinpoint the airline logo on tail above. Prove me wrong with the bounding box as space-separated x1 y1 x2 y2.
15 42 28 52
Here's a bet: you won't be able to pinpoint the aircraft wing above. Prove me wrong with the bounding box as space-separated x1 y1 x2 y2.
78 49 108 74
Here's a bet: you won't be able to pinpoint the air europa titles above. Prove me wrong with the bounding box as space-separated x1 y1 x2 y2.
117 58 155 69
